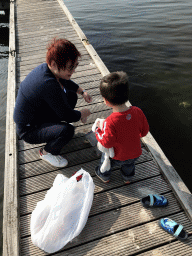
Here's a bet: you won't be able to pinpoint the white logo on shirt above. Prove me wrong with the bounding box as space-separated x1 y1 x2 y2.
97 121 107 140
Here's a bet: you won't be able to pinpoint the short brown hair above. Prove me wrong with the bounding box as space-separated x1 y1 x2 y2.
100 71 129 105
46 38 81 70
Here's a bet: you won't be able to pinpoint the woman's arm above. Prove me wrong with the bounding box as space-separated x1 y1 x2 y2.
77 86 92 103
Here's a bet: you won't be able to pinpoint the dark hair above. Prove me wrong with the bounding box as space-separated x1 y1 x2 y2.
46 38 81 70
100 71 129 105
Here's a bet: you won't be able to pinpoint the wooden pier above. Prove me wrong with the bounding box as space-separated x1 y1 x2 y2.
3 0 192 255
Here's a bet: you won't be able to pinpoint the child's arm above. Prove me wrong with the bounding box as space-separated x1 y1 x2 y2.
95 119 116 148
139 110 149 138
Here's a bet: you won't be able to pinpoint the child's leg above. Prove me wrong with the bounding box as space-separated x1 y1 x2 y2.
95 153 112 183
120 158 139 183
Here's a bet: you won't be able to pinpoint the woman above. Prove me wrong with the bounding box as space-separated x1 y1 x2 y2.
14 38 92 167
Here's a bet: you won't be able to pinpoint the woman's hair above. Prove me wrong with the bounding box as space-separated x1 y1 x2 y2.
100 71 129 105
46 38 81 70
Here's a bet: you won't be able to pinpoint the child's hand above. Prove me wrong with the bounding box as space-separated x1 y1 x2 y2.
92 118 105 132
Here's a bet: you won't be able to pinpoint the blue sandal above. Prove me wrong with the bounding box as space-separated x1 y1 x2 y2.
141 194 168 208
159 218 188 241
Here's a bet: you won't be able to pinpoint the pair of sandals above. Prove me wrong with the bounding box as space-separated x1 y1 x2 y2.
141 194 188 241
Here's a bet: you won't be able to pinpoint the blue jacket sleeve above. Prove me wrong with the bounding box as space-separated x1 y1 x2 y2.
42 79 81 122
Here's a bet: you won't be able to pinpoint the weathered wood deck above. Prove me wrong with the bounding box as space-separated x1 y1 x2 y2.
3 0 192 255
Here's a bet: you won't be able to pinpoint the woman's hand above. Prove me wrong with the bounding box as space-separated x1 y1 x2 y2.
77 87 92 103
80 109 91 123
83 91 92 103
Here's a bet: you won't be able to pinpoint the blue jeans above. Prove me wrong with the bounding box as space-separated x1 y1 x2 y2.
23 122 74 155
98 153 139 181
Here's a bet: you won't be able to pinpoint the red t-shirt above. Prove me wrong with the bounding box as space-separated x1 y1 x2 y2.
95 106 149 161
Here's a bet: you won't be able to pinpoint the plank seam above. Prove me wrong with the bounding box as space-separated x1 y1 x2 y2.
18 156 154 182
20 190 174 218
19 171 161 199
128 233 192 256
20 210 185 252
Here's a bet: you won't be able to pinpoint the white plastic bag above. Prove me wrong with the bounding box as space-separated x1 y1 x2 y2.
30 169 95 253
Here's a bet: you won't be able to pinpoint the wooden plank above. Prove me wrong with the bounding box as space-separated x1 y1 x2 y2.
19 160 159 215
18 132 94 153
16 24 74 37
17 39 85 55
16 5 62 15
16 26 77 40
19 67 100 82
16 20 72 34
19 62 100 80
16 9 67 21
3 1 20 256
20 192 180 238
142 132 192 221
139 236 192 256
20 212 192 255
16 0 57 7
18 121 145 152
16 48 88 61
18 133 150 165
19 159 159 197
18 71 102 86
17 59 97 76
16 0 58 6
17 51 94 70
16 17 68 30
16 4 63 13
16 49 89 65
16 39 86 55
16 56 94 69
16 23 78 38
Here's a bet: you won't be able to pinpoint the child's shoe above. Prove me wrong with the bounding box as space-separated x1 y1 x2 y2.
95 166 110 183
120 169 134 184
39 148 68 167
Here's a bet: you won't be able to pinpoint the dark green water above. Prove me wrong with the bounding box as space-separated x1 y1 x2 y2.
64 0 192 192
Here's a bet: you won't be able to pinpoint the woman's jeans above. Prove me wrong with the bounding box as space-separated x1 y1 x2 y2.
23 122 74 155
22 91 77 155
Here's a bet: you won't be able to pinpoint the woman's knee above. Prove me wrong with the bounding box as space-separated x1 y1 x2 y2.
60 123 75 140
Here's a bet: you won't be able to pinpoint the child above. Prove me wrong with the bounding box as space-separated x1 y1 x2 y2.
94 71 149 183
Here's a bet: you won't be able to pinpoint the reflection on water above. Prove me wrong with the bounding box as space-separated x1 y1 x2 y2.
65 0 192 192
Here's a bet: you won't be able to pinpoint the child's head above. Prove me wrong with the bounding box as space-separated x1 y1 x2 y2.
100 71 129 106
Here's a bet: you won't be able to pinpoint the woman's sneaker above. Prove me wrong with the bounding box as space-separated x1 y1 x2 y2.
39 148 68 167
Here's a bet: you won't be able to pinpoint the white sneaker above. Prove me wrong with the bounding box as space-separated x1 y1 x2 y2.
39 149 68 167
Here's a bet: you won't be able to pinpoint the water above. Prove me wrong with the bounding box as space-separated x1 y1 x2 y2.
0 0 192 253
63 0 192 192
